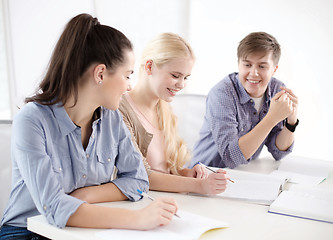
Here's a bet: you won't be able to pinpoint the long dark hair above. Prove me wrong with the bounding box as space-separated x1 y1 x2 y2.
25 13 133 106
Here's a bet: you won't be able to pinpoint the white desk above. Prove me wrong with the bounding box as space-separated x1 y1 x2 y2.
28 156 333 240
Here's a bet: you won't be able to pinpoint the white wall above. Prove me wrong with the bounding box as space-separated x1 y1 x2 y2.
4 0 333 161
7 0 94 108
95 0 190 86
0 0 11 119
6 0 190 108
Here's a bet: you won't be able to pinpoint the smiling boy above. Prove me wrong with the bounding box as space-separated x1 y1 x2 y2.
190 32 299 168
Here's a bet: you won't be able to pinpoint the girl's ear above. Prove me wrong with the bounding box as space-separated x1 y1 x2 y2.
144 60 153 75
94 64 107 84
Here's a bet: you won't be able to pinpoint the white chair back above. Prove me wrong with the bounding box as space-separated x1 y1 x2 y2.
170 94 206 152
0 120 12 218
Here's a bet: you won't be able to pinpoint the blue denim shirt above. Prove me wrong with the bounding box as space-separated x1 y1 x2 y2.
1 102 149 228
190 72 293 169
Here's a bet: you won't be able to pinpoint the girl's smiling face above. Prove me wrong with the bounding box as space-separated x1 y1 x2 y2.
148 57 194 102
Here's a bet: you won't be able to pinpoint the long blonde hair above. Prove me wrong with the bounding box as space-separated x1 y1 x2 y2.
140 33 195 175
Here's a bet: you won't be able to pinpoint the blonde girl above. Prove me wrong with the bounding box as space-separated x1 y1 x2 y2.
119 33 228 194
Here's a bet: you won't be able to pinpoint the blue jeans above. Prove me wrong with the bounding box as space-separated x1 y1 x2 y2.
0 225 49 240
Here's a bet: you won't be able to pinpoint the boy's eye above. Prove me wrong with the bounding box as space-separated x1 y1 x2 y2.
184 76 191 81
171 74 180 78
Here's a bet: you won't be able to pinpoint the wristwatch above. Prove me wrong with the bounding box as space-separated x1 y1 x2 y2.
284 118 299 132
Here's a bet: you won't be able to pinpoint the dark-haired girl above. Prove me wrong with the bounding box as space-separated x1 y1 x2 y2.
0 14 178 240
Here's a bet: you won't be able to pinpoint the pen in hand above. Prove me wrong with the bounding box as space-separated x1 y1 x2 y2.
137 189 181 218
198 162 235 183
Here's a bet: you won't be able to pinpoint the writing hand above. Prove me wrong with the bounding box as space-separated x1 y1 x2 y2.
135 198 178 230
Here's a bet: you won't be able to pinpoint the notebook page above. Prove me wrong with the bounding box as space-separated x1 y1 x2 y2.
278 156 333 177
218 170 285 205
270 156 333 185
95 210 229 240
269 190 333 224
96 228 184 240
288 185 333 201
270 171 324 185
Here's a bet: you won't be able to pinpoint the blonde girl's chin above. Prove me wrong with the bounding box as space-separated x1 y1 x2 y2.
161 94 175 103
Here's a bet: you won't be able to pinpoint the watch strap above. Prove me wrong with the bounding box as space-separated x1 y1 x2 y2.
285 118 299 132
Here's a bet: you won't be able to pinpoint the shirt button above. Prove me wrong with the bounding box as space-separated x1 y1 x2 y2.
59 167 62 171
241 128 244 132
82 175 86 179
43 205 47 210
107 158 111 162
86 154 89 158
91 135 94 139
253 112 256 115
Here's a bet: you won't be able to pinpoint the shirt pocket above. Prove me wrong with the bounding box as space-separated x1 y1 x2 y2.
51 155 73 192
96 144 118 183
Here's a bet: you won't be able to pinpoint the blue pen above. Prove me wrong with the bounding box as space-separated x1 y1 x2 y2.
137 189 181 218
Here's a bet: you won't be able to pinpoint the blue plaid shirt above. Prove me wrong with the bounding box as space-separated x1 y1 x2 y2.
190 72 293 169
1 102 148 228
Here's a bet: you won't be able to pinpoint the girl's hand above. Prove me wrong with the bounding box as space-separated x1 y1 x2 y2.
189 164 209 179
135 198 178 230
199 169 228 195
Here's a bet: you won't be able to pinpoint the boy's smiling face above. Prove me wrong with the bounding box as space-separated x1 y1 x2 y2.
238 52 278 98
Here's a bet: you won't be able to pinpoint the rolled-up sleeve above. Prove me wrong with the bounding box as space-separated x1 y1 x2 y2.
112 120 149 201
13 116 84 228
265 122 294 160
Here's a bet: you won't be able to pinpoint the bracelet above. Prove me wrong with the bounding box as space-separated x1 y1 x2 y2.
284 118 299 132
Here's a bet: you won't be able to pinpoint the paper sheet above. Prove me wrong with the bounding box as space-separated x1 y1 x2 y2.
268 188 333 224
217 170 286 205
270 156 333 185
95 210 229 240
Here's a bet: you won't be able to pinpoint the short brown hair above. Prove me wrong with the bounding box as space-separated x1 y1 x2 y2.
237 32 281 65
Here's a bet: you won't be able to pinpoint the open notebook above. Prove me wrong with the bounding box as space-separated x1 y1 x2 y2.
95 210 229 240
217 169 287 205
269 155 333 185
268 185 333 224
